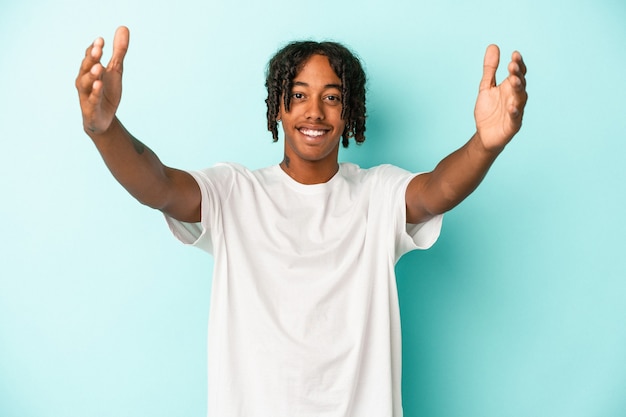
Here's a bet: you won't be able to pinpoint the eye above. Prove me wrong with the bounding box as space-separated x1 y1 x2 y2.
292 92 305 100
325 94 342 105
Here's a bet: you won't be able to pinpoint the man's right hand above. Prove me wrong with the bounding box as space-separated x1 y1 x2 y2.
75 26 129 135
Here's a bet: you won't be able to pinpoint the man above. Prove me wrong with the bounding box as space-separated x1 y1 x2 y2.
76 26 527 417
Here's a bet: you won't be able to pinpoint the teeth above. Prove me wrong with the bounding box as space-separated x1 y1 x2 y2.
300 128 326 137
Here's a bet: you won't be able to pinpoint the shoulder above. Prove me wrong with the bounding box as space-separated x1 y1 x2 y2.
187 163 257 202
194 163 285 195
197 162 249 176
193 162 257 183
339 162 413 183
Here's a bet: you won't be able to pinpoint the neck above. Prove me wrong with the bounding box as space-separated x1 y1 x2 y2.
279 156 339 184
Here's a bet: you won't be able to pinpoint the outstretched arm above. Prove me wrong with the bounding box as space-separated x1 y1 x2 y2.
75 27 201 222
405 45 528 224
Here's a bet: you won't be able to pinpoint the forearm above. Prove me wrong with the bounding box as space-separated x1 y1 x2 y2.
407 45 526 223
418 132 502 216
87 117 175 210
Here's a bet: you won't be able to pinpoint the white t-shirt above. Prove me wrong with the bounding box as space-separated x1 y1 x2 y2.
166 162 443 417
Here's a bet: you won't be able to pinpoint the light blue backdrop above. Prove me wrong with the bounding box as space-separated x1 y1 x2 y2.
1 0 625 416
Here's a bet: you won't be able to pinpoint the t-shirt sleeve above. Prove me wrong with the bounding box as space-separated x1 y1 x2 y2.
377 165 443 260
163 163 236 254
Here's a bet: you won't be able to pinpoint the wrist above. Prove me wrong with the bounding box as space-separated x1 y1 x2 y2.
471 132 505 163
84 117 119 139
473 131 506 155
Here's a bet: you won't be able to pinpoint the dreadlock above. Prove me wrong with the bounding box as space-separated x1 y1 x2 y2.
265 41 367 148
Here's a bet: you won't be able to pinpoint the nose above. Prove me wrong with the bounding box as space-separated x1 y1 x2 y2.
304 98 325 120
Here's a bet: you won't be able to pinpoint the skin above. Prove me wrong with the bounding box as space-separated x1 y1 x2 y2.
405 45 528 223
277 54 346 185
75 26 527 225
75 27 200 222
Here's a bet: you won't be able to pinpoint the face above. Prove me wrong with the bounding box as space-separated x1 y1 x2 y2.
278 54 346 169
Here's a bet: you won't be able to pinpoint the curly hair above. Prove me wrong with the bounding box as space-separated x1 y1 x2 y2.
265 41 367 148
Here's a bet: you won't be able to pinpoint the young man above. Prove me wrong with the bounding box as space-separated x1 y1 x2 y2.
76 26 527 417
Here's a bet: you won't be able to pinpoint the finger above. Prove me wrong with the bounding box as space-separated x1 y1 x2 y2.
509 97 526 120
512 50 527 76
507 62 526 90
107 26 130 73
508 52 526 75
508 81 528 119
88 79 104 107
76 62 103 94
79 37 104 75
509 51 529 92
91 37 105 60
76 38 104 96
479 44 500 91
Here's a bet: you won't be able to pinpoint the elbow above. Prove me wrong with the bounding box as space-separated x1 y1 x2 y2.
135 192 168 212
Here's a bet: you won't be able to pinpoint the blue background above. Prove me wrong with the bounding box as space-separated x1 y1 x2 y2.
1 0 625 416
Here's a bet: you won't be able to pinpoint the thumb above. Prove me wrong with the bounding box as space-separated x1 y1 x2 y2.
107 26 130 72
479 44 500 91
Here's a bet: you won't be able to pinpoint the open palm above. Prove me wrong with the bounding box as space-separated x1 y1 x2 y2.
474 45 528 151
76 26 129 134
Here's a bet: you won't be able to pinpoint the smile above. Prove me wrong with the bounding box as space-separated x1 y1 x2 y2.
299 128 328 137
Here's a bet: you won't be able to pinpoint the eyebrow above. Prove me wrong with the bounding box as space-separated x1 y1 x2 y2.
293 81 342 90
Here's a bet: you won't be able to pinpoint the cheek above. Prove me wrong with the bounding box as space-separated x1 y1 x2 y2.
277 103 287 121
330 107 345 123
336 117 347 133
